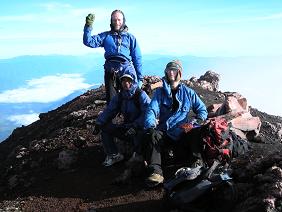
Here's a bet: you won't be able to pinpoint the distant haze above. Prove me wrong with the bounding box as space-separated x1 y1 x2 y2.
0 54 281 142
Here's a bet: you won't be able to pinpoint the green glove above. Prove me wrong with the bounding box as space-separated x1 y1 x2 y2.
85 13 95 27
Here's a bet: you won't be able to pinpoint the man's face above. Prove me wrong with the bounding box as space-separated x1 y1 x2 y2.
166 69 178 81
121 77 132 90
111 12 124 31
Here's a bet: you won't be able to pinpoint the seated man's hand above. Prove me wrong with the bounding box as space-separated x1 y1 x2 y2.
145 128 163 144
191 118 205 126
180 123 194 133
125 127 136 137
146 128 154 135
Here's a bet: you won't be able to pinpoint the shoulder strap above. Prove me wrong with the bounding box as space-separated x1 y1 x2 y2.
133 88 142 110
117 91 123 111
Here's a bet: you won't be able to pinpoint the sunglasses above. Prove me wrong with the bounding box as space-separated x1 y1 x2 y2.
165 68 179 73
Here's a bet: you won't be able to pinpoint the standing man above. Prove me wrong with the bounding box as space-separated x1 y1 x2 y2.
143 60 208 187
83 10 143 104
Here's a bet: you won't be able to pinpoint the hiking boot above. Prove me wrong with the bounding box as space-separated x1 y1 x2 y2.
175 166 203 180
103 153 124 167
146 173 164 187
191 159 204 168
164 166 203 191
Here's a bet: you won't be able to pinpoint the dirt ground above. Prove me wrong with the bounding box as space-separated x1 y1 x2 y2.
0 76 282 212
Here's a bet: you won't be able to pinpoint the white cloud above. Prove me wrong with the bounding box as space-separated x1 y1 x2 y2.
0 5 109 26
257 13 282 20
210 12 282 24
0 14 35 22
7 113 39 126
0 74 95 103
0 6 112 58
38 2 72 11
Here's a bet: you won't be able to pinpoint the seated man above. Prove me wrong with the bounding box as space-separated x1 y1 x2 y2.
143 60 208 187
94 68 151 167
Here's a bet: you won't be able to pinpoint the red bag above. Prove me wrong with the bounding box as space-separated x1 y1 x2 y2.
202 117 232 166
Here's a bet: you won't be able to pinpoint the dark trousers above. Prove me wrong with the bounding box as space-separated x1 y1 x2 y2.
104 57 132 104
144 128 203 176
104 71 121 104
101 122 143 156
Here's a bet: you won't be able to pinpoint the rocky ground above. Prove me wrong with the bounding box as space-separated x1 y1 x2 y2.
0 73 282 212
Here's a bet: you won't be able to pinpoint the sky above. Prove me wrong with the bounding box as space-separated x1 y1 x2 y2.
0 0 282 58
0 0 282 125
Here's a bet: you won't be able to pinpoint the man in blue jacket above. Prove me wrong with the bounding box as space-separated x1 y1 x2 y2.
143 60 208 187
83 10 143 104
94 68 150 167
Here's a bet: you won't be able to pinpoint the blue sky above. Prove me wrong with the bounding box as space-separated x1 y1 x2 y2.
0 0 282 125
1 0 282 59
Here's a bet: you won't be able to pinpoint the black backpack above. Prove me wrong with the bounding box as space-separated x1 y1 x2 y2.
230 131 249 158
164 160 238 211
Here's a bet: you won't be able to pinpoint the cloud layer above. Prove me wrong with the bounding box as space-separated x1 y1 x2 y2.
0 74 94 103
7 113 39 126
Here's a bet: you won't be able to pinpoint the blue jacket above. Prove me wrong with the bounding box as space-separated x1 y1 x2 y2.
83 26 143 83
96 84 151 129
144 79 208 140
